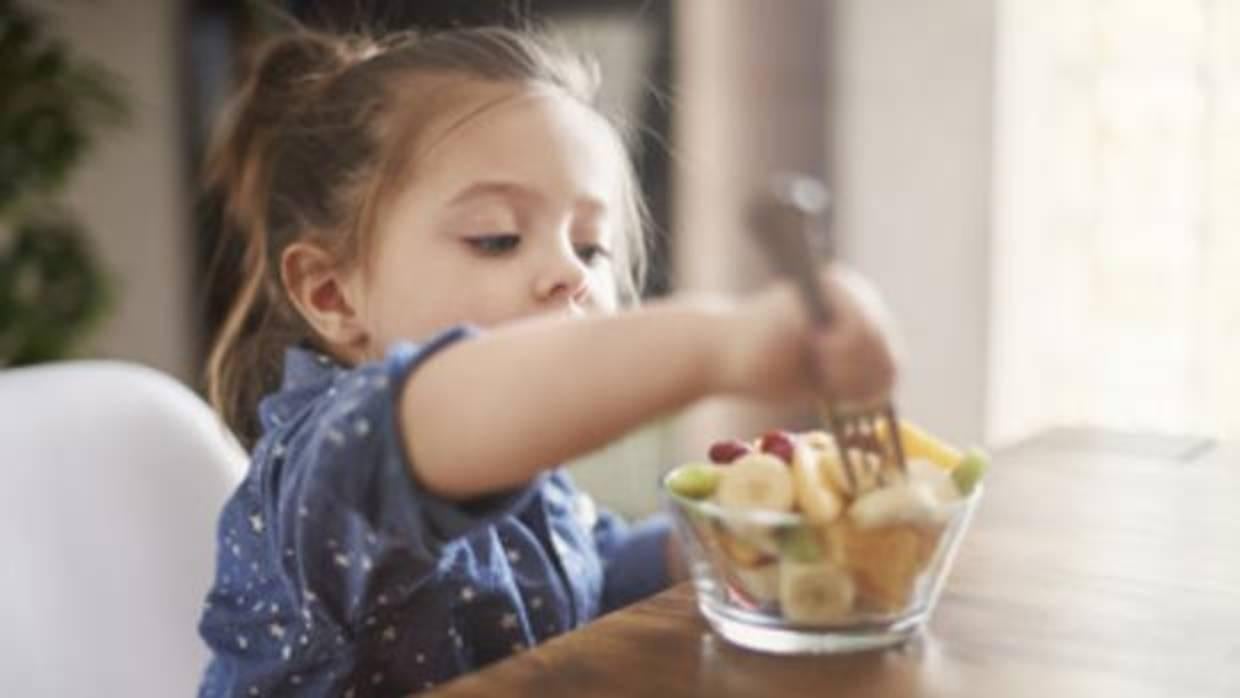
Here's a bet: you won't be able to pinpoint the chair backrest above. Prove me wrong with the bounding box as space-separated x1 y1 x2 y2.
0 361 246 697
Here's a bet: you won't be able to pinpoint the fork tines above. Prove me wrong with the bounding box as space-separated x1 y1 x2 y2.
826 402 908 489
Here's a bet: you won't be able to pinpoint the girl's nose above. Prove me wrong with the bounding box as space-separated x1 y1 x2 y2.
533 243 589 305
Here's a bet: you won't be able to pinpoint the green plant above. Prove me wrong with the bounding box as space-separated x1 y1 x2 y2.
0 0 127 366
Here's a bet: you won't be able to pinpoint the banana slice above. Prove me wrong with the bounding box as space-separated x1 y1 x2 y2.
779 559 856 624
848 482 941 529
792 441 843 523
905 458 959 504
715 453 796 513
802 430 835 452
818 447 883 499
799 432 852 497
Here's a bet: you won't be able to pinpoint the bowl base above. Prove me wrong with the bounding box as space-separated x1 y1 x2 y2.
698 595 924 654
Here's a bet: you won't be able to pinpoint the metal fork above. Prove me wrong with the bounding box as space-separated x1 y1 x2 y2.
747 174 908 490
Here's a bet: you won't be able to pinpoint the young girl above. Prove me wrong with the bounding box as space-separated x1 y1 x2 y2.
197 26 897 697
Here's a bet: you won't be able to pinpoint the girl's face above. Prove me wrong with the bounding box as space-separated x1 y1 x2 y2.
351 85 627 357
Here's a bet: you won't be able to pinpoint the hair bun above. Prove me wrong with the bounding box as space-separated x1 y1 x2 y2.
207 32 366 222
247 32 354 103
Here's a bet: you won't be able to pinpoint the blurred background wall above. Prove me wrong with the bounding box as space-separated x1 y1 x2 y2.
16 0 1235 517
827 0 994 450
43 0 195 381
672 0 994 465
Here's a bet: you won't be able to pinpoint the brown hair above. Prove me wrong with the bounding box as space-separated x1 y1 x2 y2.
204 26 649 448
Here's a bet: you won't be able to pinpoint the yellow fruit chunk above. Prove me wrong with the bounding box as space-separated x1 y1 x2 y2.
829 520 925 612
792 441 843 523
800 431 882 498
877 420 963 471
714 524 776 568
913 524 947 567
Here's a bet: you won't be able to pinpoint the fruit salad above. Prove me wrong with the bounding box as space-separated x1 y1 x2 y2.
665 421 987 626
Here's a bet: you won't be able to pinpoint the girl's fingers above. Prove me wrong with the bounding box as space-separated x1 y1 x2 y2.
809 268 899 403
813 326 896 404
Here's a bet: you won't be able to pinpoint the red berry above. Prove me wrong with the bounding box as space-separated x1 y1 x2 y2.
707 439 751 464
759 430 796 464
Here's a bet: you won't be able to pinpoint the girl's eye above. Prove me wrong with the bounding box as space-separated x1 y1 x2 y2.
465 234 521 256
575 243 612 265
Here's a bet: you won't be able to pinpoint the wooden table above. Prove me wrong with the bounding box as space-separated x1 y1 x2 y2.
431 429 1240 697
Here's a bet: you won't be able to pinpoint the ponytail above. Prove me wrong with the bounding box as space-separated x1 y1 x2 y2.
204 33 353 447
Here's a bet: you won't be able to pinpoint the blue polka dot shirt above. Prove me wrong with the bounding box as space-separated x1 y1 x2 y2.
197 327 671 696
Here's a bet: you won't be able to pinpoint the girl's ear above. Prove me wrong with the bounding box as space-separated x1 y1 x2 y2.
281 241 369 352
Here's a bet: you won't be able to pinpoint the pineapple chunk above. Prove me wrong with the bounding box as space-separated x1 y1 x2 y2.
878 419 963 470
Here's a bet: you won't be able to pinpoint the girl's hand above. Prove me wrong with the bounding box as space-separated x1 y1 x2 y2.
717 265 899 405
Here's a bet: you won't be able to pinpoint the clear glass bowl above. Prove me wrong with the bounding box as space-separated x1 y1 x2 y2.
663 474 981 654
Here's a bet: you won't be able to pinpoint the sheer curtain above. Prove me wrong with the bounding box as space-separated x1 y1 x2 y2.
990 0 1240 444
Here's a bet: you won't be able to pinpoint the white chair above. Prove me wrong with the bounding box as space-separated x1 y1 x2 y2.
0 361 246 697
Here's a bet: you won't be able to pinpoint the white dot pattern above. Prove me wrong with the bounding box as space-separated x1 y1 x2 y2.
196 334 665 696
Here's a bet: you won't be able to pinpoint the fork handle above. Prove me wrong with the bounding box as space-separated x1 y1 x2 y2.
747 174 835 329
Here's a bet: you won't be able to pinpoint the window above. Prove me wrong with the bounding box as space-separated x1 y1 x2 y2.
990 0 1240 443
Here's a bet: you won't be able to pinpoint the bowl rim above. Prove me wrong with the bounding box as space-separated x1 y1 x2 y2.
661 468 983 527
